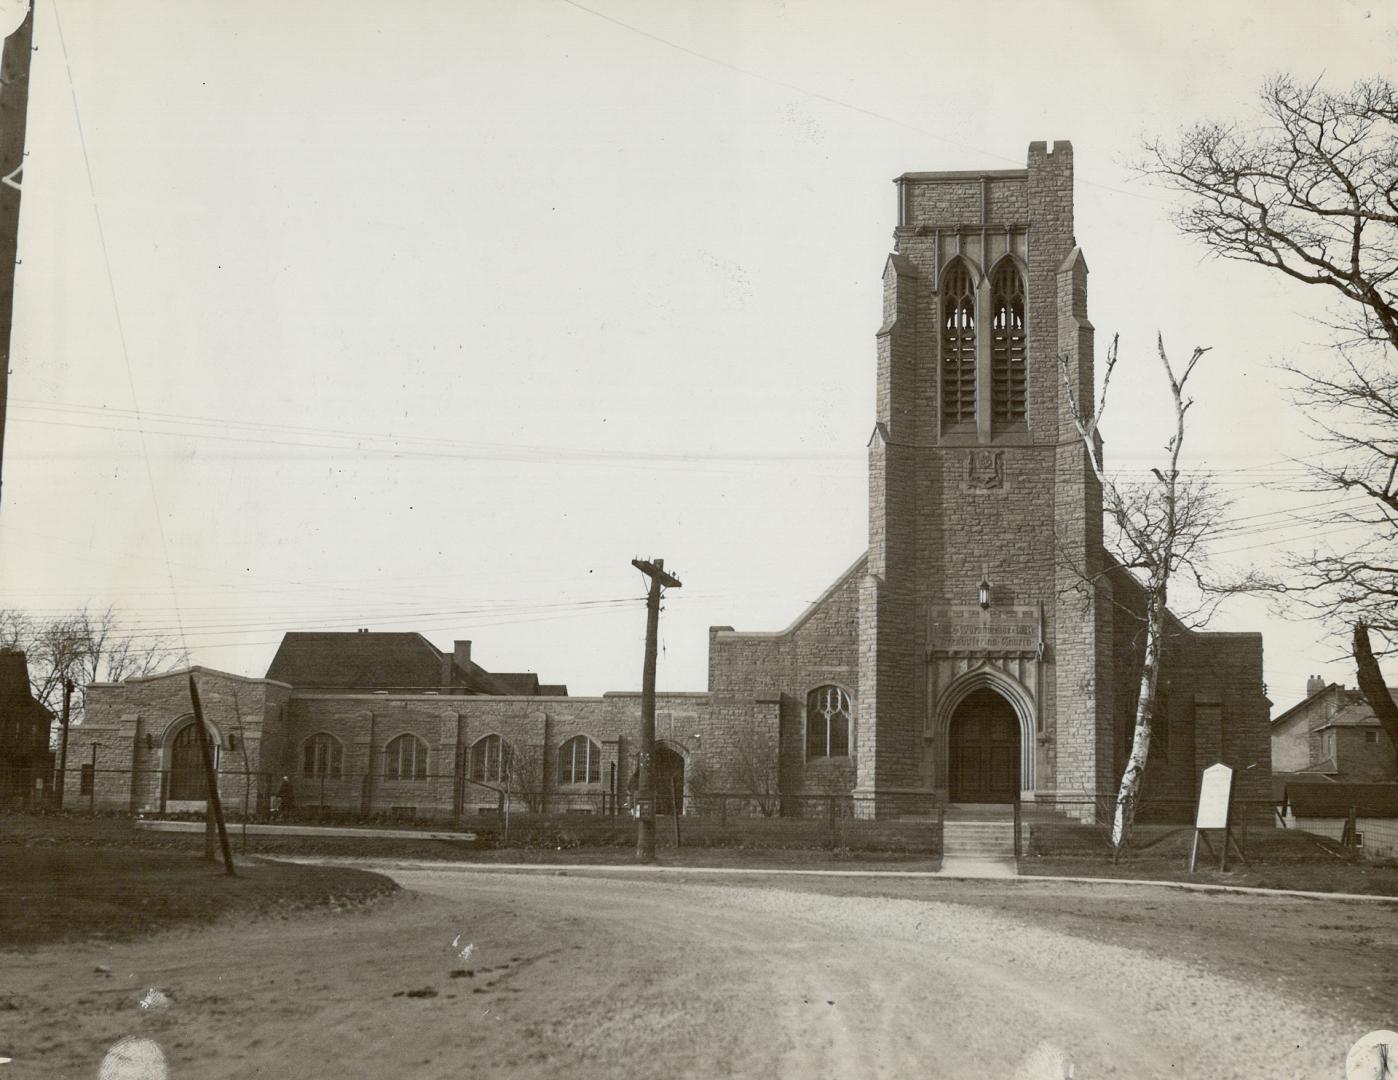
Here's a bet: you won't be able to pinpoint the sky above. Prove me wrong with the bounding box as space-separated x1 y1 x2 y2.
1 0 1395 706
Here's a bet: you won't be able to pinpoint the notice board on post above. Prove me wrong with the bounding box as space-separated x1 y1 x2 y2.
1189 762 1247 872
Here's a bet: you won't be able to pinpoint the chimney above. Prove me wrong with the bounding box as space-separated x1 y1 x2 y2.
441 637 469 687
1306 675 1326 698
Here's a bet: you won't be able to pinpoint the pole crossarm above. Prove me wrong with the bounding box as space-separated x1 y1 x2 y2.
632 558 683 590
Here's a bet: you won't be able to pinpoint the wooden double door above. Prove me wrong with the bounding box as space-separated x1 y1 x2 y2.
168 722 211 800
948 688 1020 802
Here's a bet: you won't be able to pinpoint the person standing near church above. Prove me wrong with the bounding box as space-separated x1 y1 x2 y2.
275 775 295 817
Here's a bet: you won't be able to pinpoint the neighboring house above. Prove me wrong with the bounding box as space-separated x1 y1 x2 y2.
0 649 54 808
1271 676 1397 785
59 143 1271 823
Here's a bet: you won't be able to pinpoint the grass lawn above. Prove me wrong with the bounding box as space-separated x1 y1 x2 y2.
1022 820 1398 895
0 840 396 950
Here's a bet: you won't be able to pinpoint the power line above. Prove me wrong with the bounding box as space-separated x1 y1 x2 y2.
555 0 1157 203
50 0 191 664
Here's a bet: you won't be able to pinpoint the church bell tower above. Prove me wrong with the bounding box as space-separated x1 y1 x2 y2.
856 142 1116 811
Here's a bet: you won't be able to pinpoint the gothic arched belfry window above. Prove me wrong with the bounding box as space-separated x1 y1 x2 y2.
990 261 1027 426
940 261 977 426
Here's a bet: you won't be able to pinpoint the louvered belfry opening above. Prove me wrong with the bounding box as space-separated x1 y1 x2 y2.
940 261 977 426
990 261 1027 425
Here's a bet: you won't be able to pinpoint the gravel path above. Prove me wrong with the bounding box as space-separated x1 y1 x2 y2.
2 868 1367 1078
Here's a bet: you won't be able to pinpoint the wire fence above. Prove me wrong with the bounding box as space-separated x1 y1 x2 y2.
12 762 1396 860
15 763 938 827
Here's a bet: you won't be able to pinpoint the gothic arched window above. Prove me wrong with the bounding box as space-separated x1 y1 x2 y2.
557 735 601 784
806 685 852 759
990 261 1027 426
941 262 977 426
384 733 428 781
301 733 343 779
470 733 512 783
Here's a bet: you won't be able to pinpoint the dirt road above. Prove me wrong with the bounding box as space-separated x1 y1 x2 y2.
3 866 1380 1078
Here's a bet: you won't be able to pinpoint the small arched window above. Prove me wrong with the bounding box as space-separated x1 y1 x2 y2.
941 262 977 426
302 733 343 779
470 734 512 783
384 733 428 781
990 261 1027 425
557 735 601 785
806 686 852 759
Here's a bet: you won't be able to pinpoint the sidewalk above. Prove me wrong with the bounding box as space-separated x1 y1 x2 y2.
136 820 478 842
279 854 1398 901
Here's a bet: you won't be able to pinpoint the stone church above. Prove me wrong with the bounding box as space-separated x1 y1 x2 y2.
64 143 1270 821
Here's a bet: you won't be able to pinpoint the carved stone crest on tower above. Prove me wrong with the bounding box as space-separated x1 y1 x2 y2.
967 449 1004 490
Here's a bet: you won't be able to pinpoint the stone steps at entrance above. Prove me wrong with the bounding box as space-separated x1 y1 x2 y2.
941 804 1017 860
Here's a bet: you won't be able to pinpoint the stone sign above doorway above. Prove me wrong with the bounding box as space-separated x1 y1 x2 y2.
927 604 1042 656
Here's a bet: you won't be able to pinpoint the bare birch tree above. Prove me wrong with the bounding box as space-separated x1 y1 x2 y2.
1059 334 1217 849
1140 74 1398 726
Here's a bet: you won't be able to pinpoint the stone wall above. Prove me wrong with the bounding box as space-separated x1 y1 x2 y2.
709 554 863 798
63 668 289 814
62 669 768 821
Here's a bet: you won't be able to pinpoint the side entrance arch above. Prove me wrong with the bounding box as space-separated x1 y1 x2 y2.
654 744 686 815
162 717 220 804
948 688 1020 802
168 721 210 800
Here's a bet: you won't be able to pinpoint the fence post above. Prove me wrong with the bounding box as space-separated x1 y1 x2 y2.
88 744 97 814
1013 797 1022 859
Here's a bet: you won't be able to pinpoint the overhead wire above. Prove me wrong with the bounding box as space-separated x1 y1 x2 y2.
49 0 192 665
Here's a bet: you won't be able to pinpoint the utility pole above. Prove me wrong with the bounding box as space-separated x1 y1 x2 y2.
632 557 681 863
56 677 73 808
0 3 34 512
188 673 236 876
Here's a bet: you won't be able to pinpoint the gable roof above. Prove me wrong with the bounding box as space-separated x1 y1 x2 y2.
1317 698 1392 729
264 632 562 696
0 650 52 723
265 632 475 691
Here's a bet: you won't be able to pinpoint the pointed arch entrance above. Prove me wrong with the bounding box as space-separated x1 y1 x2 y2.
931 665 1036 801
655 744 686 816
947 688 1020 802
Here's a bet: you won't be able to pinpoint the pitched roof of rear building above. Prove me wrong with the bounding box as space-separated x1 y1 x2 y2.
264 632 562 695
490 672 540 696
0 650 53 722
1283 782 1398 818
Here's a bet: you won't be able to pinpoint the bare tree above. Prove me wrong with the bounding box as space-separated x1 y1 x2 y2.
1282 357 1398 764
729 724 780 818
505 740 547 814
1140 74 1398 726
0 605 176 728
1059 334 1226 850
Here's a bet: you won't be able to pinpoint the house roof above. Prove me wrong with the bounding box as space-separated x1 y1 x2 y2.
490 673 540 696
266 632 456 690
1270 682 1341 727
264 632 562 696
1283 782 1398 819
0 650 52 723
1316 699 1390 730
